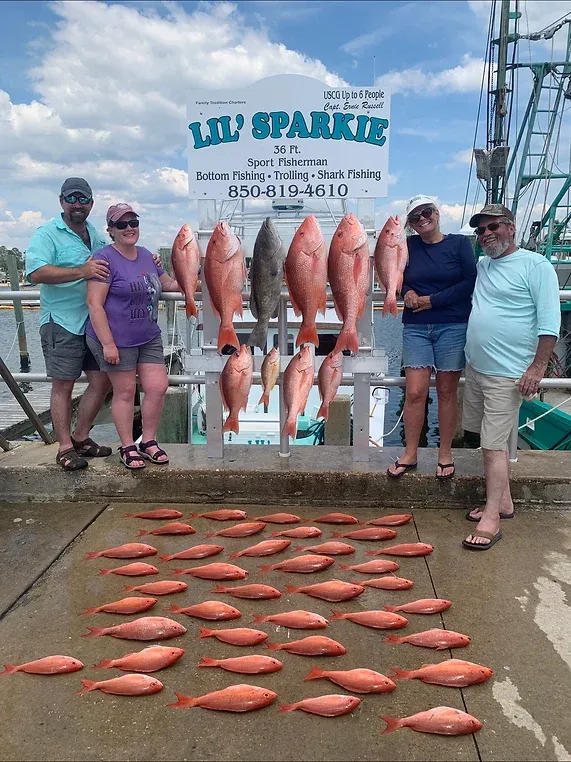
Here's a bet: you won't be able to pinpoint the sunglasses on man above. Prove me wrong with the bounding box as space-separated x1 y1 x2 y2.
62 193 92 205
474 220 510 236
408 207 435 224
109 219 140 230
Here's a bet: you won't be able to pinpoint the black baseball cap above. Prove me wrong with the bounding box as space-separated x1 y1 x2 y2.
469 203 514 228
60 177 93 198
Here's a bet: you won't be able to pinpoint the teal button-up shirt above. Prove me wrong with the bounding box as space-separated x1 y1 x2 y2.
25 215 108 335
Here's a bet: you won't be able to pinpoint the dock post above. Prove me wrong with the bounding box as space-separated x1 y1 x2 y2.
6 252 30 372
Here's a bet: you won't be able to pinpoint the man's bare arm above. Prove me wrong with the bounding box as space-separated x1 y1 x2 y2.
30 260 109 284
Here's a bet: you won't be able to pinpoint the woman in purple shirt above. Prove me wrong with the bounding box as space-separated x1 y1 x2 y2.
86 203 181 469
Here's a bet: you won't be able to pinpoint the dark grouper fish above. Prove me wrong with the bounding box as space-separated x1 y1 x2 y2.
247 218 286 350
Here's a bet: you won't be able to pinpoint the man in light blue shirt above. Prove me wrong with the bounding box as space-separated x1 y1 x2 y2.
25 178 112 471
462 203 561 551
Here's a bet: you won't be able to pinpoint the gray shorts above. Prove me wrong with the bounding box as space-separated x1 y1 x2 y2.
40 319 99 381
86 334 165 372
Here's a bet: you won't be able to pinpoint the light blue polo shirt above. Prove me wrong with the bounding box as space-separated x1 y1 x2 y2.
465 248 561 378
25 215 108 335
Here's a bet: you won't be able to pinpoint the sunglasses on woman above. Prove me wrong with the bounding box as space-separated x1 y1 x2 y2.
408 207 434 224
62 194 92 205
474 221 509 236
110 219 140 230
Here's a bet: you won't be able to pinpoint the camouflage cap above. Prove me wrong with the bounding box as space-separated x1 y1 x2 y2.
469 203 514 228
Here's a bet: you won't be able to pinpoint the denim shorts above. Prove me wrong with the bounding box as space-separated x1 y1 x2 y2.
86 334 165 372
401 323 467 372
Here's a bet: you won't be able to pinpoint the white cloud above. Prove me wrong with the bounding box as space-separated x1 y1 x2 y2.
378 54 486 96
0 0 345 249
445 148 474 168
340 28 394 57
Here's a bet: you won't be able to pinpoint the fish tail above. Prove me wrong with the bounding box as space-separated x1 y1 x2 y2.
136 530 149 537
172 569 186 576
247 321 268 351
185 297 198 320
75 679 97 695
81 606 101 615
304 666 325 681
124 513 136 518
218 324 239 353
251 614 266 624
167 692 197 709
98 569 112 575
277 703 296 713
331 532 343 538
365 550 378 557
329 609 345 620
204 531 216 539
91 660 112 670
84 552 100 560
380 715 402 734
0 665 18 676
387 667 411 680
338 564 350 571
284 585 300 594
165 604 182 613
384 635 403 644
222 412 240 434
382 294 398 318
82 627 106 638
159 555 172 562
281 416 298 440
198 627 213 639
210 584 227 593
293 545 305 551
296 321 319 348
198 656 217 668
334 326 358 355
316 401 329 421
383 605 398 613
258 564 272 573
258 390 270 407
228 551 240 559
264 642 281 651
124 585 136 592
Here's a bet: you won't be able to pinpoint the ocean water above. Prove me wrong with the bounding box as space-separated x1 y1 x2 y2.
0 307 440 448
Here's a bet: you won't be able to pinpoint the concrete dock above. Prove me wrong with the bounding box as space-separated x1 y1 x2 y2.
0 445 570 761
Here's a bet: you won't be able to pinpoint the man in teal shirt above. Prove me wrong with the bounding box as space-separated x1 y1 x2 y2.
462 203 561 550
25 178 112 470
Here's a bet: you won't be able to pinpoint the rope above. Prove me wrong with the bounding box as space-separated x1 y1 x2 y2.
3 320 24 363
518 394 571 430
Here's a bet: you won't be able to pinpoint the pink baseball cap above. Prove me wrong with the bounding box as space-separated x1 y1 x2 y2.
106 203 139 224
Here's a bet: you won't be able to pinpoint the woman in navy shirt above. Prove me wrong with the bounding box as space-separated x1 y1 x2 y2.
387 195 476 479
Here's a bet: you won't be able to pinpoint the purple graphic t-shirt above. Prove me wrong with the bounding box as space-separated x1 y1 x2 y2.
86 245 165 348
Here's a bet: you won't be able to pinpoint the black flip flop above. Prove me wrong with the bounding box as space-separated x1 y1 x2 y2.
465 510 514 522
462 530 503 551
436 462 455 479
387 461 418 479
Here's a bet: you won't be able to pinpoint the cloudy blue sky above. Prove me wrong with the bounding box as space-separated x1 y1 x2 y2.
0 0 570 251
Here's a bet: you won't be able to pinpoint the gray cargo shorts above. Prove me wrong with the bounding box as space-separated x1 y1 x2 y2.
86 334 164 372
39 319 99 381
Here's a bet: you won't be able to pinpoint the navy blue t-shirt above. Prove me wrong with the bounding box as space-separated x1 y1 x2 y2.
401 234 476 325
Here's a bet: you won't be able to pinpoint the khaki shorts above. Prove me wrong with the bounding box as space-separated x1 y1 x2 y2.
462 364 523 450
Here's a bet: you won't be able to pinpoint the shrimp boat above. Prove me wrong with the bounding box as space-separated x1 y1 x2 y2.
170 197 390 448
463 0 571 451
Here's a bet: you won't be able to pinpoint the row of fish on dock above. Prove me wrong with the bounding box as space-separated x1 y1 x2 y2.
172 214 407 437
0 507 490 736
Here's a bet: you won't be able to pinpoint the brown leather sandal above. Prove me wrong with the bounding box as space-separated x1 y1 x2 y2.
72 436 112 457
56 448 88 471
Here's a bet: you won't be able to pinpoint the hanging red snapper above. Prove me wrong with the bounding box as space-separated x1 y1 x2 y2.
282 346 315 439
220 344 253 435
171 223 200 319
258 347 280 407
328 213 370 354
374 215 408 317
317 352 344 420
284 215 327 347
204 220 245 352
